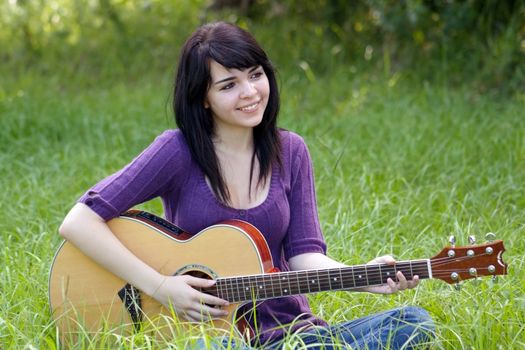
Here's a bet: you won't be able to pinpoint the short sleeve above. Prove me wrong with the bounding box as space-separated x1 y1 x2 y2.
282 134 327 259
78 130 189 221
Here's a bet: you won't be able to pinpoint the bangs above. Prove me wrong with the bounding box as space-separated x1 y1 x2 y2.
207 37 267 70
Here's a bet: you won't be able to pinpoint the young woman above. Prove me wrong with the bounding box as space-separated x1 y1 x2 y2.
59 22 434 349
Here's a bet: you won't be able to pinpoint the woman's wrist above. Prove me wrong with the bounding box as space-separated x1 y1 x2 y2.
149 275 169 299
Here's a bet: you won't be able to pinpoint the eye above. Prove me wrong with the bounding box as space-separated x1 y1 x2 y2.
250 71 264 80
220 82 235 91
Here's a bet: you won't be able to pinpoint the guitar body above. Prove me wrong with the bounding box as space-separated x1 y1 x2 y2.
49 210 507 339
49 211 273 336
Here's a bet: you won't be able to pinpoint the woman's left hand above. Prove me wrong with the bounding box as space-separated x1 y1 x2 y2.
362 255 420 294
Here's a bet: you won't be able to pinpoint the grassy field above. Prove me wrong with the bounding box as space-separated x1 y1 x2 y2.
1 61 524 349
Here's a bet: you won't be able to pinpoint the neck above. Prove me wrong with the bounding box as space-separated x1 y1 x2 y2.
208 260 432 303
213 126 254 154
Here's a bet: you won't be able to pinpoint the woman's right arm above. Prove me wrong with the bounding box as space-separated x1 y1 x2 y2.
58 202 229 322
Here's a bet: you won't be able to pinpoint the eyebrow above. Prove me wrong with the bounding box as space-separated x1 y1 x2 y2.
213 66 261 85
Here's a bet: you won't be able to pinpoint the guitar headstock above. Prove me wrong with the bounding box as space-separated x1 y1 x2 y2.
430 239 507 284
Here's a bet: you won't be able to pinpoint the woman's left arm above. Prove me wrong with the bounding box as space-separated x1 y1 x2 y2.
288 252 419 294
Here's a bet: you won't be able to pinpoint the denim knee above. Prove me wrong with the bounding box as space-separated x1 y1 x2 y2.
395 306 435 345
397 306 434 329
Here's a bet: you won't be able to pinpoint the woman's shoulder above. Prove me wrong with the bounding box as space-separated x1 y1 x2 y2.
146 129 192 162
279 128 307 149
155 128 184 142
278 128 308 156
153 129 188 149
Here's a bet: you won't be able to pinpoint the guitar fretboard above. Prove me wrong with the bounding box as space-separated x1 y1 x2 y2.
210 260 431 302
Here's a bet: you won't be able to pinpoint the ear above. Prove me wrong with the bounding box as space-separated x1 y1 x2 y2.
204 99 210 109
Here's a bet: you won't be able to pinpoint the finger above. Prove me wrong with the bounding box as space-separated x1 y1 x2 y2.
407 275 420 289
368 255 395 265
386 278 397 293
186 306 226 322
185 309 206 322
198 304 229 318
197 291 230 307
383 255 396 264
396 271 408 290
184 275 216 288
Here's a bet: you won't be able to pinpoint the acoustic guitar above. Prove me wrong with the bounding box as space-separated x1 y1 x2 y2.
49 210 507 337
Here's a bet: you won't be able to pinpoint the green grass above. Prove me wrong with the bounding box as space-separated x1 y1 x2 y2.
1 63 524 349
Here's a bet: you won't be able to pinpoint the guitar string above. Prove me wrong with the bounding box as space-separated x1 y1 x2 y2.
206 253 500 301
208 268 497 302
211 255 495 290
211 259 493 290
210 267 497 302
213 251 495 288
231 270 492 300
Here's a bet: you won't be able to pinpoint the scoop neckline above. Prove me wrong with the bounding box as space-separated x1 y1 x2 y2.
200 165 277 213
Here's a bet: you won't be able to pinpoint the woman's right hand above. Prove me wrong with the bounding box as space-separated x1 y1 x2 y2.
151 275 230 322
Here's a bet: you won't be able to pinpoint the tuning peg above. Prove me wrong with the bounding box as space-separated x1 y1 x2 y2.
485 232 496 242
468 235 476 245
454 283 461 291
492 275 498 284
448 235 456 247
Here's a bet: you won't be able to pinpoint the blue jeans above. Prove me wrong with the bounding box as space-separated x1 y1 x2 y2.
199 306 434 349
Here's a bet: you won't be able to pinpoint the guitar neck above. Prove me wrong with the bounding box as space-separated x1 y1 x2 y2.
211 260 432 303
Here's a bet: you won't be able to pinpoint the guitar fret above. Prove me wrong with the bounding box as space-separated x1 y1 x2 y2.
353 265 368 287
367 265 380 285
285 273 290 295
216 259 448 304
223 278 231 302
382 264 396 284
277 274 284 295
242 276 249 301
268 274 275 298
255 276 262 299
394 263 399 282
217 279 223 300
292 272 299 294
231 276 239 302
265 275 272 298
305 271 311 294
340 265 355 289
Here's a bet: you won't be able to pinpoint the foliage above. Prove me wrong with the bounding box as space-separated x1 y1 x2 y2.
0 1 523 93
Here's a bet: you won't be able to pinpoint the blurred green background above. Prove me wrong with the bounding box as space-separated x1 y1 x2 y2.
1 0 524 92
1 1 524 349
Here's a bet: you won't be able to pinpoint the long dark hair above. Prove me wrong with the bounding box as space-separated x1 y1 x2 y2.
173 22 281 204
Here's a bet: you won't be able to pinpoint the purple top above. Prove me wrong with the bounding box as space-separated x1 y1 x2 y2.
79 129 328 344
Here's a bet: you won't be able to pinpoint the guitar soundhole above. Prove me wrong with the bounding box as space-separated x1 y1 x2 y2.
179 269 220 304
184 270 212 280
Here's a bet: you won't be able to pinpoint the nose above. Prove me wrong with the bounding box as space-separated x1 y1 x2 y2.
240 81 257 98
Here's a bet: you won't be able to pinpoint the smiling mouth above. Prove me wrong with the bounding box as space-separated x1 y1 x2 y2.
238 101 260 112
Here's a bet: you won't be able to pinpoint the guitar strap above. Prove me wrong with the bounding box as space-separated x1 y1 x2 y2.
117 283 143 331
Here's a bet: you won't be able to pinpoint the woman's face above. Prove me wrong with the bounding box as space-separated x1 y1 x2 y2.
205 60 270 134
